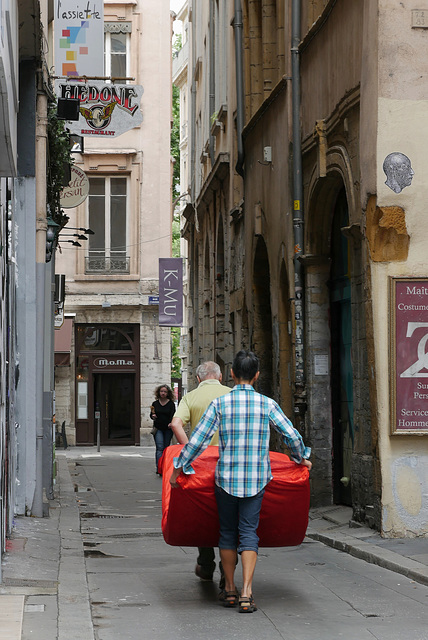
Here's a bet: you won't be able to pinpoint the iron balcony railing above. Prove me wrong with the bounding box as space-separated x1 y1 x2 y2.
85 255 130 274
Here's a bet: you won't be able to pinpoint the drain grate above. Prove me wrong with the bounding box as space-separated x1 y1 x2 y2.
2 578 58 588
102 532 162 539
80 512 133 519
84 549 123 558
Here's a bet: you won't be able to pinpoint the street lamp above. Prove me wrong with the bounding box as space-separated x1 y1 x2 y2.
46 216 61 263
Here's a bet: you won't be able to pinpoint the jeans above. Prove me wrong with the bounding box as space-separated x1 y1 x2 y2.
154 428 173 467
197 547 216 574
215 485 265 554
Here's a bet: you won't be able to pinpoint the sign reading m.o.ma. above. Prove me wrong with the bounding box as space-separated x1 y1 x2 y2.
93 356 135 370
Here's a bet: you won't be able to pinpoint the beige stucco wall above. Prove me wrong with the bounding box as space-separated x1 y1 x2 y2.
372 1 428 535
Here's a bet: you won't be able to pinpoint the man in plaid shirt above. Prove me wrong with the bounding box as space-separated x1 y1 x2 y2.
170 350 312 614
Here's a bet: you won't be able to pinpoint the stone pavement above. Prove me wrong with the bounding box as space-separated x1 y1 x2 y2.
0 447 427 639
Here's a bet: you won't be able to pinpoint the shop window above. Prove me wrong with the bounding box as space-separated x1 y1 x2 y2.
86 177 129 274
77 325 135 351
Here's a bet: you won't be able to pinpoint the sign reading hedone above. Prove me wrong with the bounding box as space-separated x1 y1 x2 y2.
159 258 183 327
391 277 428 434
55 80 143 137
54 0 104 78
60 166 89 208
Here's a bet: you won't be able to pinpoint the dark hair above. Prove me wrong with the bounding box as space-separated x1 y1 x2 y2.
154 384 174 401
231 350 259 381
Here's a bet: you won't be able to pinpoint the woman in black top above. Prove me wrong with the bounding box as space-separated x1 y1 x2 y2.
150 384 176 473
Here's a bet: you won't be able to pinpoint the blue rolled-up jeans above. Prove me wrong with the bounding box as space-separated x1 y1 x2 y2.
214 485 265 554
154 428 173 466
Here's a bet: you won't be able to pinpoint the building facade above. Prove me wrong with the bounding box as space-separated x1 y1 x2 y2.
0 0 56 568
54 0 173 446
177 0 428 537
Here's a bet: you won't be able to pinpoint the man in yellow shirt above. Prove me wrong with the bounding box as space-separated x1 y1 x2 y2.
170 361 231 584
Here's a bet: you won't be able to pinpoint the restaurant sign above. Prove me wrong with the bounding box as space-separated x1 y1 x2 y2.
60 166 89 208
93 356 135 370
391 277 428 434
55 80 143 138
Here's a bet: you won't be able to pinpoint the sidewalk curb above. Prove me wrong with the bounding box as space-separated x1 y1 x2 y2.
56 454 95 640
306 528 428 587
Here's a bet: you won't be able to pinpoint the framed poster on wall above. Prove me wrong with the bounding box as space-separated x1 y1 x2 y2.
390 277 428 434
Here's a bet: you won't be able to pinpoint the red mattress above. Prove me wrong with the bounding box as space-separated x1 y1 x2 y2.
160 444 310 548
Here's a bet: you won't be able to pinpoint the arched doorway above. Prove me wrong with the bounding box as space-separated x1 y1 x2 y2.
329 187 354 504
252 237 273 397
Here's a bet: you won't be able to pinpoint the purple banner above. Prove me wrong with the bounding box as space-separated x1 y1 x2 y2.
392 277 428 434
159 258 183 327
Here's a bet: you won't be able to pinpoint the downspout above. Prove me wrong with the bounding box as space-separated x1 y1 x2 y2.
33 71 48 517
190 4 196 203
291 0 306 420
209 0 215 165
233 0 245 178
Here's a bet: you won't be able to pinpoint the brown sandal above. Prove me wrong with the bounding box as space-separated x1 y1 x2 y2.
222 591 239 607
238 595 257 613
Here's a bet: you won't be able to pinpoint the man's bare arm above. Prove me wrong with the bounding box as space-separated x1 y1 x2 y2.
169 417 189 444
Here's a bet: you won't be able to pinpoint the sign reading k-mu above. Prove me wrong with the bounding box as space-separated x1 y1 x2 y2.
54 0 104 78
159 258 183 327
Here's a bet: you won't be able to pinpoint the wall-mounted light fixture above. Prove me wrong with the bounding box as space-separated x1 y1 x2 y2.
46 216 61 263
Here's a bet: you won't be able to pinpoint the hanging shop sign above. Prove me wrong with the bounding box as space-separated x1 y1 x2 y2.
55 80 143 138
54 0 104 78
390 277 428 434
60 166 89 208
159 258 183 327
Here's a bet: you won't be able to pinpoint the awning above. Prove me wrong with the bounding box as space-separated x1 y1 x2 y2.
54 318 73 366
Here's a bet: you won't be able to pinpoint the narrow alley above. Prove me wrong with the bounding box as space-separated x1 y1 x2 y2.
1 448 428 640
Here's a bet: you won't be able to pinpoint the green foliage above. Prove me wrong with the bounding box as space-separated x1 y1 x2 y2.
172 213 181 258
172 33 182 56
171 327 181 378
47 105 72 228
171 33 182 197
170 34 183 381
171 83 180 197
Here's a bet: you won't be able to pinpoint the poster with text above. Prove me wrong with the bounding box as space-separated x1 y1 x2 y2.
391 277 428 434
54 0 104 78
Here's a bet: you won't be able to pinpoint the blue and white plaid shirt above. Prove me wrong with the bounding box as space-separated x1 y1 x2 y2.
173 384 311 497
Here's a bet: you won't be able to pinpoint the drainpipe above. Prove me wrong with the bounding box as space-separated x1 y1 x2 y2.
32 73 48 517
209 0 215 165
291 0 306 419
233 0 245 178
190 4 196 202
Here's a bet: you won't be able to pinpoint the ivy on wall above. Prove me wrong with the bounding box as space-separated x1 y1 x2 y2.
47 104 72 228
